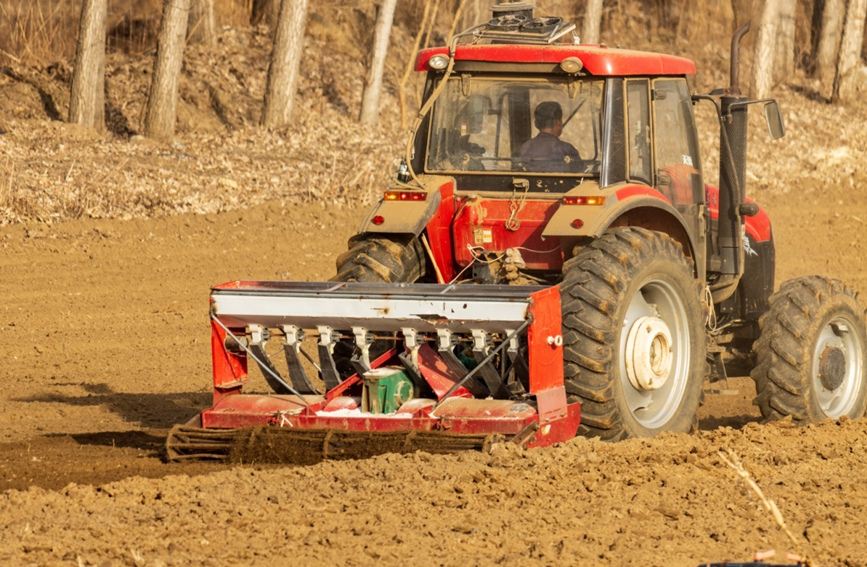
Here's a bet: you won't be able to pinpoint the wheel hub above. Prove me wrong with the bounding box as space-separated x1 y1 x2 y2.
625 316 673 391
819 346 847 391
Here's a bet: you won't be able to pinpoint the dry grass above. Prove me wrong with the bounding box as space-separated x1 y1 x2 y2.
0 0 259 64
1 0 864 226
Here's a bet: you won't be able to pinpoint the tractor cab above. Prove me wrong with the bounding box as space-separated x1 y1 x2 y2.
419 65 704 210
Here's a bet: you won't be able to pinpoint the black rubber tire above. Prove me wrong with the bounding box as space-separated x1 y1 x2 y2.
751 276 867 423
333 234 426 283
560 227 706 440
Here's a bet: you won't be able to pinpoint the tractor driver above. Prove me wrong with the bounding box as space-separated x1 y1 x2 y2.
517 101 582 173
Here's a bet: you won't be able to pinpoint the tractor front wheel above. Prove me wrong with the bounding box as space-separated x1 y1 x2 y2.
751 276 867 422
334 234 426 284
560 228 706 440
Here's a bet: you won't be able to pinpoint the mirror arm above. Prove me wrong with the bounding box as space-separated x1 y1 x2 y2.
727 98 777 111
691 94 722 120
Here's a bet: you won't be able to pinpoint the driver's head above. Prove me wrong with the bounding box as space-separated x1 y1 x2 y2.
534 101 563 131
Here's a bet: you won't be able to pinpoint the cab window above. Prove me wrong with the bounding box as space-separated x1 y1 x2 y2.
652 78 702 206
625 79 652 185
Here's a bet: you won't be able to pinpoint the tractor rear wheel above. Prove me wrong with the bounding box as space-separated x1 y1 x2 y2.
560 228 706 440
751 276 867 422
334 234 426 283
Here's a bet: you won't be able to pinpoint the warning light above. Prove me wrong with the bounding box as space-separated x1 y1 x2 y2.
372 215 385 225
384 191 427 201
562 196 605 206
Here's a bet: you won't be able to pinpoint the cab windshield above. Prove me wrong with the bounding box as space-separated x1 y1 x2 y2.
426 76 604 176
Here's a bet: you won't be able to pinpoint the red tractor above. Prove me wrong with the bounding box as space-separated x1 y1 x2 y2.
168 3 867 460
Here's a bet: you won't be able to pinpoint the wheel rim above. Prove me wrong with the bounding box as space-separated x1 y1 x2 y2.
811 316 864 418
618 278 690 429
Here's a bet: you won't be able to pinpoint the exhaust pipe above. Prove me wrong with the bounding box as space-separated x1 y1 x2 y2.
713 21 751 301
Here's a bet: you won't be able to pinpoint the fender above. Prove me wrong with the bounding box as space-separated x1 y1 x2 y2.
542 183 698 260
358 175 456 235
705 185 772 243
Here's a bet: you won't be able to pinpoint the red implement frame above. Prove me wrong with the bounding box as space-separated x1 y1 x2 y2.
199 286 580 449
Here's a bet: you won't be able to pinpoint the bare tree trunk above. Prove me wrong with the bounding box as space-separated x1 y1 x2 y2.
143 0 192 140
189 0 217 47
730 0 757 34
814 0 845 87
68 0 107 130
583 0 604 44
773 0 796 83
251 0 281 27
459 0 484 32
359 0 397 125
833 0 867 102
750 0 781 99
261 0 309 127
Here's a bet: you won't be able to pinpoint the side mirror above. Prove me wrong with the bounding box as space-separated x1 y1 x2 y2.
764 101 785 140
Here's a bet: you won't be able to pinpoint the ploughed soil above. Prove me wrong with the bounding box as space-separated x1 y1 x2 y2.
4 12 867 566
3 183 867 566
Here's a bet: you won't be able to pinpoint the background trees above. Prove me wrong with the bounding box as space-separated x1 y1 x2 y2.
262 0 311 127
68 0 107 130
143 0 191 140
359 0 398 125
55 0 867 139
189 0 218 47
833 0 867 101
582 0 604 44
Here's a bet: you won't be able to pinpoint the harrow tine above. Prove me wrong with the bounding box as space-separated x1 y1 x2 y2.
435 329 488 398
316 326 342 390
435 318 531 407
211 314 310 404
248 324 295 395
471 330 511 399
281 325 320 395
352 326 373 372
506 330 530 393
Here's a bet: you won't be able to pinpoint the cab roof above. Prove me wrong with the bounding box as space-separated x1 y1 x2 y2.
416 44 696 76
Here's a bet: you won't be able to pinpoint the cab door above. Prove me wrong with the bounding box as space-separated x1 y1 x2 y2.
651 77 705 272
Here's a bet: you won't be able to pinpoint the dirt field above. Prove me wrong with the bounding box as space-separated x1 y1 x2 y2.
4 9 867 565
2 180 867 565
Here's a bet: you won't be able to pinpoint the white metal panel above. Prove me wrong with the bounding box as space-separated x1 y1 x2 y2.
212 293 530 333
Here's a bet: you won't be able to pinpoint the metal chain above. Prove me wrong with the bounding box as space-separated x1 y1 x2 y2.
505 181 529 231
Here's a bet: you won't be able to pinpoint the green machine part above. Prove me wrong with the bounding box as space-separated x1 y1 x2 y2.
361 367 416 414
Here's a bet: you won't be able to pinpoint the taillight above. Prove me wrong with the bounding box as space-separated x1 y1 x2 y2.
384 191 427 201
562 196 605 206
372 215 385 225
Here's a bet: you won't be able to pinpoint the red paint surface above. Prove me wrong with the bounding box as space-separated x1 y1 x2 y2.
452 198 563 270
203 394 537 436
705 185 772 242
415 344 473 400
424 182 458 283
526 403 581 448
416 45 695 76
211 321 248 403
614 184 672 205
525 287 579 445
